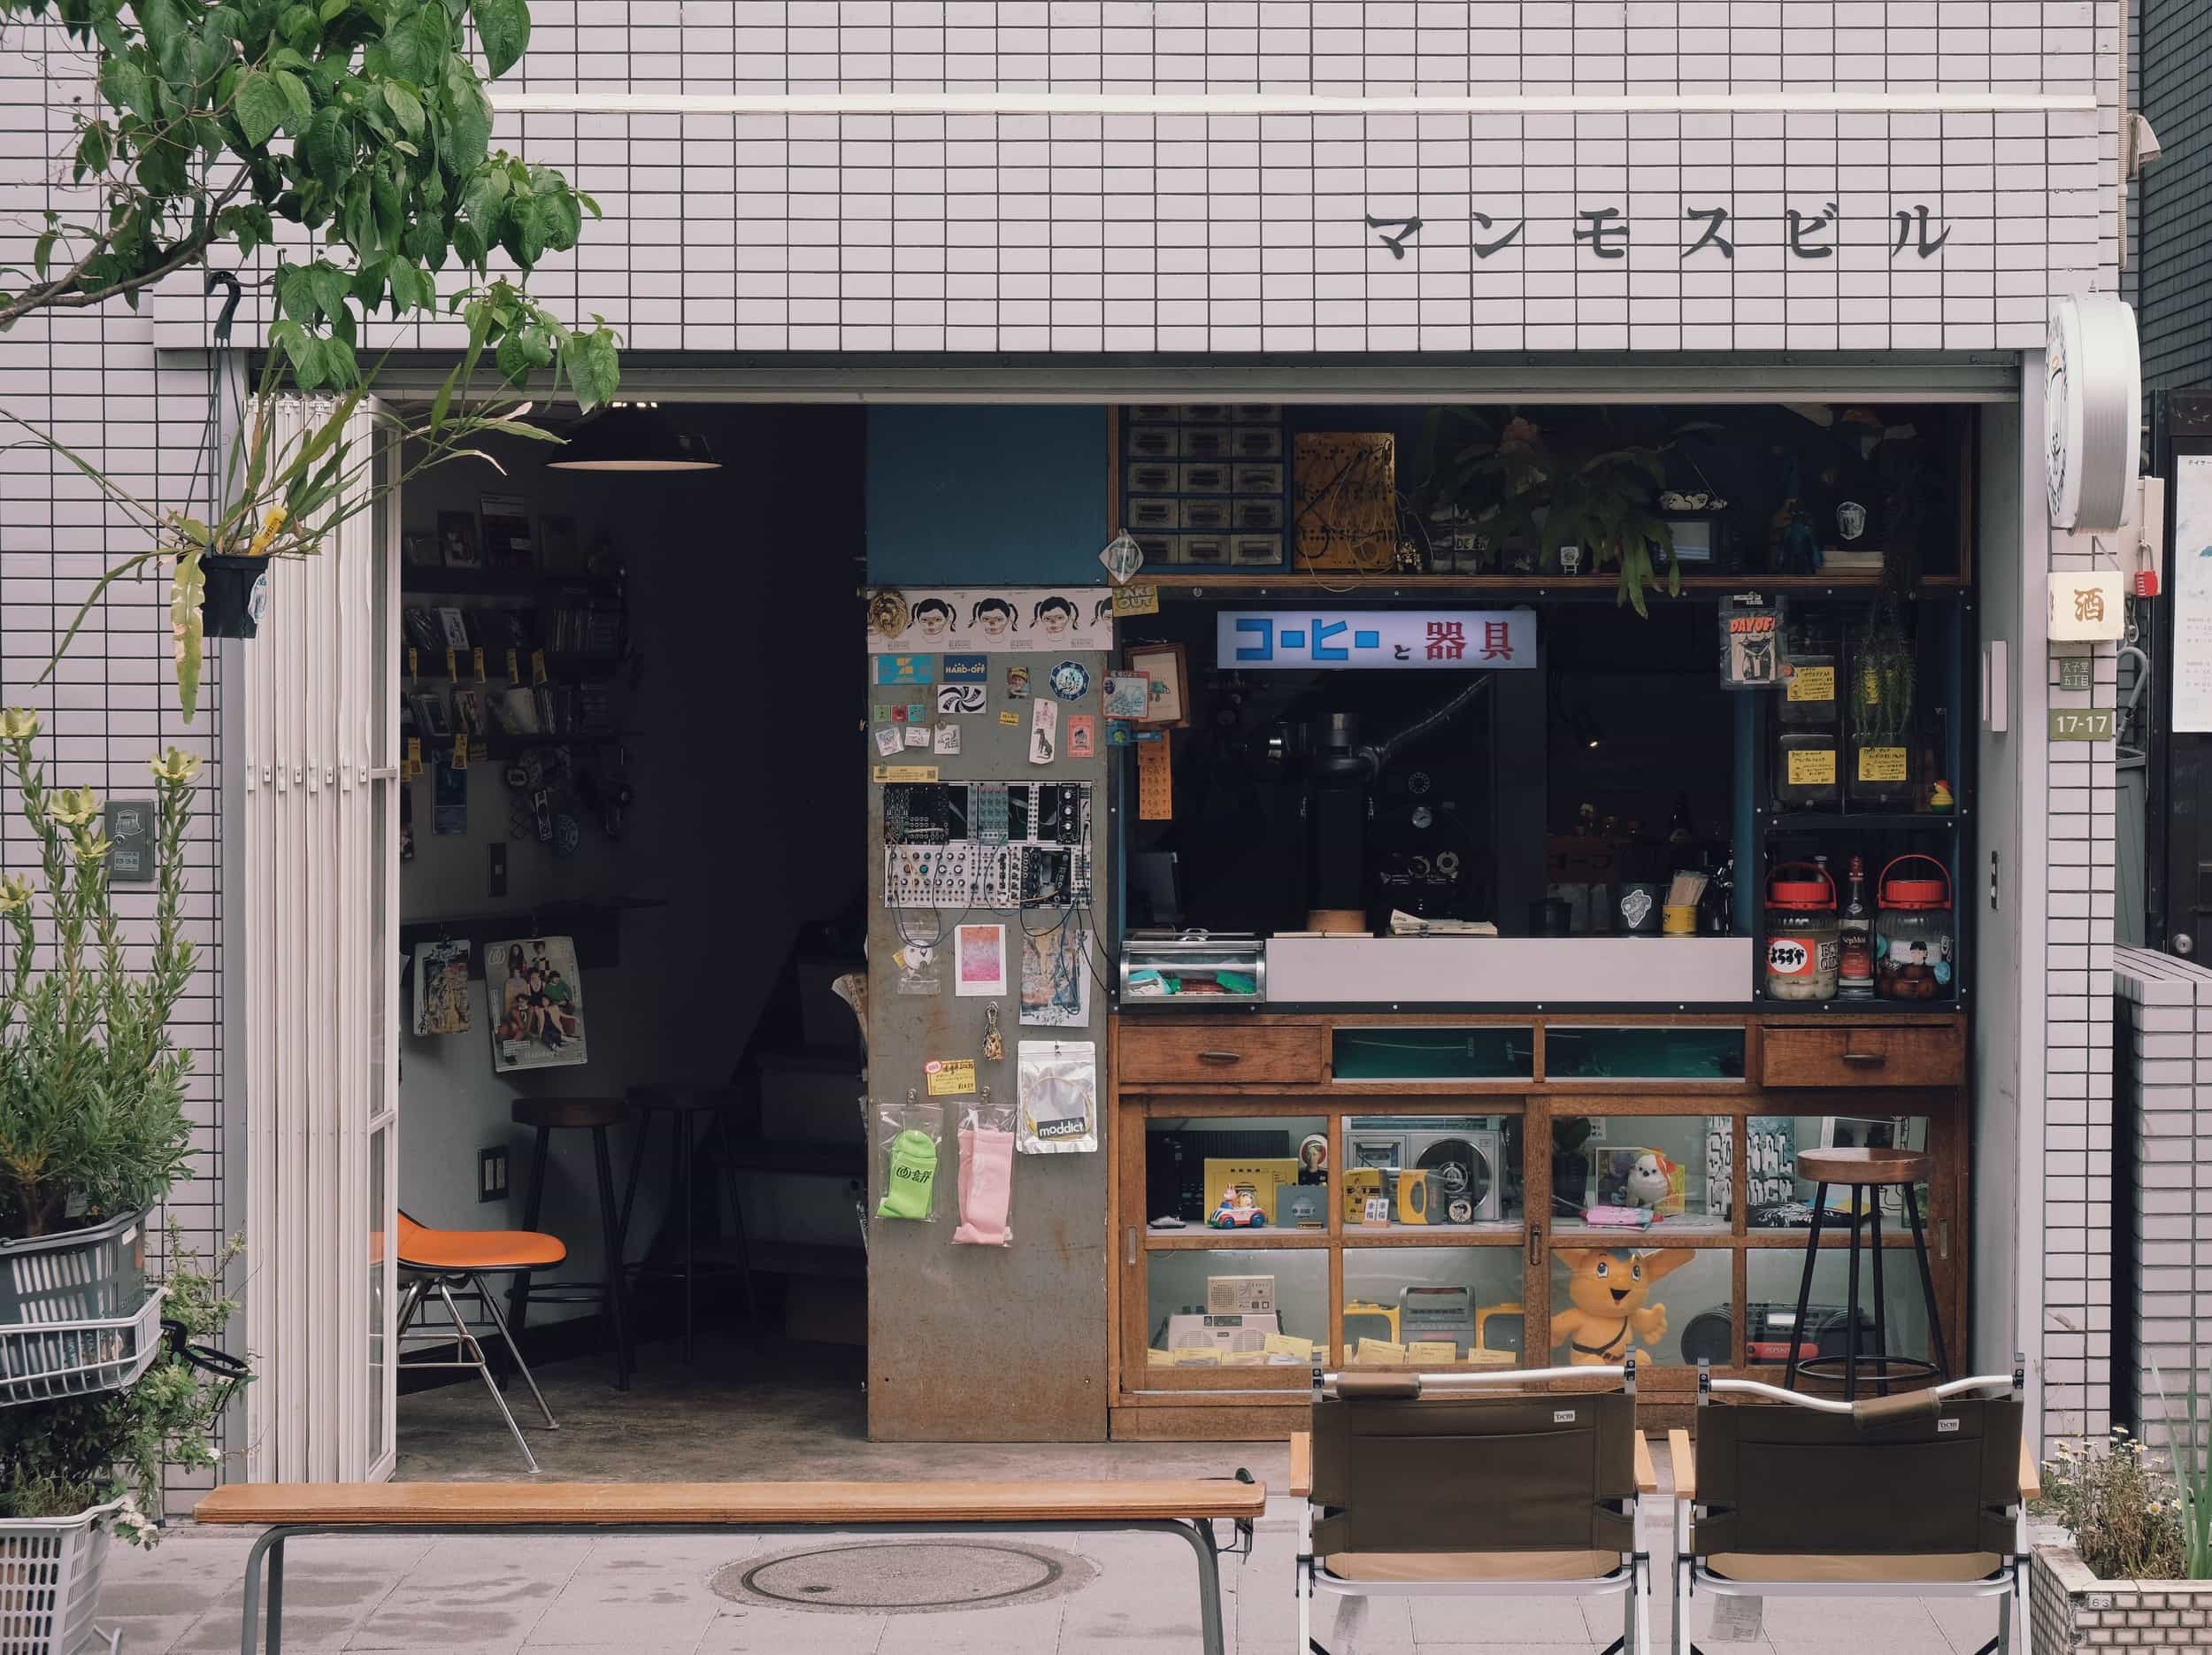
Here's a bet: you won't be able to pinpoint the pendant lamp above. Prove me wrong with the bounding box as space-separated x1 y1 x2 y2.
547 403 721 472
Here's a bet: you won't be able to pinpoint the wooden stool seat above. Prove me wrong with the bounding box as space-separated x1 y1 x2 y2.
1793 1148 1933 1187
512 1096 628 1130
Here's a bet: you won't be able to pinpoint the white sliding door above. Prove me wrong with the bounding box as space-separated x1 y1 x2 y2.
240 396 399 1483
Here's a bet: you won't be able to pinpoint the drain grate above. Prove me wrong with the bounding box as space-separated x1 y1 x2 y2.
711 1540 1096 1615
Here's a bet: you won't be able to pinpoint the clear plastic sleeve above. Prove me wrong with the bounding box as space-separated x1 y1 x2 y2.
952 1088 1018 1246
875 1088 944 1221
1017 1039 1098 1154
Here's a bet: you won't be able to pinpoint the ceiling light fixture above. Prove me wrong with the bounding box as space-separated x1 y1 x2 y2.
547 402 721 472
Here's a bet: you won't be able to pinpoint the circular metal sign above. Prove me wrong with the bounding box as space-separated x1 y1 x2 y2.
2046 295 2141 532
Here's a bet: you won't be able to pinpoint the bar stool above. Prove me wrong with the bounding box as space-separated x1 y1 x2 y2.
618 1085 758 1363
1783 1147 1948 1399
505 1097 634 1391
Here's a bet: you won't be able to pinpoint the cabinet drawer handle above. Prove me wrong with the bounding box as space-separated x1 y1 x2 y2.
1839 1051 1887 1065
1196 1050 1244 1064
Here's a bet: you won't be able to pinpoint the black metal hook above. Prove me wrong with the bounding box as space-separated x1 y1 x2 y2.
161 1317 250 1382
204 270 242 344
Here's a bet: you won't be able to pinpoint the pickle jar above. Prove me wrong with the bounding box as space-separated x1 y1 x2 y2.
1763 861 1840 1001
1875 854 1955 1001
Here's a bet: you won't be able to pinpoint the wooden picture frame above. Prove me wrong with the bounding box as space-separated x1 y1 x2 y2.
1126 642 1188 727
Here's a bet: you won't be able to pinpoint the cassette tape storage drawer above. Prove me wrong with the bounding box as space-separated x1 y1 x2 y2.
1109 1010 1970 1436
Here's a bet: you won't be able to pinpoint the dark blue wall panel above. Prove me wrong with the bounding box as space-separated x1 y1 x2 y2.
865 405 1109 585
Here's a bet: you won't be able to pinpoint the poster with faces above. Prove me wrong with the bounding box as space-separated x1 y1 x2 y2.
866 589 1115 654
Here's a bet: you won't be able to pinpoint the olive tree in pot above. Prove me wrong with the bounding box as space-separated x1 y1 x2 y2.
0 709 249 1651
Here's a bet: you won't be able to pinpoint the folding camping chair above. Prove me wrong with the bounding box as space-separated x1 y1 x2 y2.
1294 1359 1659 1655
1670 1359 2037 1655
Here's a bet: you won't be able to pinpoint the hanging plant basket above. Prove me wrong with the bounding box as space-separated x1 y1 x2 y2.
197 552 271 639
0 1210 147 1326
0 1500 128 1655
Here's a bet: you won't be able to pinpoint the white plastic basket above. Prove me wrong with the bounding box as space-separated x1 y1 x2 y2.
0 1289 165 1409
0 1500 124 1655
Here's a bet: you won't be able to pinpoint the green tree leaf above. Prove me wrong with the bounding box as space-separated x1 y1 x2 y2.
381 81 424 139
471 0 530 77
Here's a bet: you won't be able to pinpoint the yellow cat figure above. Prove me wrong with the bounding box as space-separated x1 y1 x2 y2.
1549 1249 1697 1366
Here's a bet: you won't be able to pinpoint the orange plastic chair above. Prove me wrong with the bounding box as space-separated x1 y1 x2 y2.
396 1212 566 1472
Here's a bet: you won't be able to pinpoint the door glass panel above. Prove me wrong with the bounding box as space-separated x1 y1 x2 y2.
1549 1114 1734 1236
1342 1247 1527 1367
1745 1250 1936 1370
1144 1247 1327 1368
1548 1244 1731 1368
1744 1114 1933 1229
1340 1115 1524 1229
1333 1027 1534 1081
368 1123 389 1464
1144 1115 1329 1228
1545 1026 1746 1081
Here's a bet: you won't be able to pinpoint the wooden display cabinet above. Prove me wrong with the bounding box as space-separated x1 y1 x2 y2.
1109 1010 1968 1437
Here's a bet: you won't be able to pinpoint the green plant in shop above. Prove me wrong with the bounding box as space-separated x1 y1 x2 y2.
0 0 626 718
0 710 196 1236
1852 592 1916 744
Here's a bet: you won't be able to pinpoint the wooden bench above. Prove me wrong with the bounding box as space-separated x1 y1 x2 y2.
196 1475 1270 1655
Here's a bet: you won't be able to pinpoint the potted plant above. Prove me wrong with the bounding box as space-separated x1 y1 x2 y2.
2030 1414 2212 1652
0 709 249 1648
1849 591 1916 809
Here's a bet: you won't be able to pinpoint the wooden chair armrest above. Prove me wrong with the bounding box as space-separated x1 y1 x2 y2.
1289 1431 1312 1499
1633 1430 1659 1495
2020 1436 2042 1504
1668 1429 1695 1502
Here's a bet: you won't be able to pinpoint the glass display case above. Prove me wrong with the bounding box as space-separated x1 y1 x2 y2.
1343 1246 1526 1367
1548 1112 1734 1238
1333 1026 1534 1082
1340 1114 1524 1231
1144 1248 1329 1368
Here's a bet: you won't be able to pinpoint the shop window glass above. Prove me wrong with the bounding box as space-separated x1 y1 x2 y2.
1144 1248 1328 1369
1744 1114 1932 1230
1548 1114 1734 1236
1744 1251 1936 1370
1144 1116 1329 1228
1545 1026 1745 1081
1547 1245 1732 1369
1340 1115 1524 1228
1341 1247 1527 1368
1333 1027 1534 1082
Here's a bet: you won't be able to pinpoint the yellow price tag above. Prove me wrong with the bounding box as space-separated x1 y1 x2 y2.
472 647 487 682
406 647 419 681
1407 1341 1458 1365
505 649 520 681
999 710 1020 727
925 1057 976 1097
444 648 458 681
530 650 548 686
1786 666 1835 702
404 736 421 769
1856 745 1909 782
1786 747 1837 786
450 734 469 771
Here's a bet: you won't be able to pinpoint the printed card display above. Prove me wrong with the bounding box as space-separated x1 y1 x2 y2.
1028 698 1059 764
1020 922 1089 1027
954 923 1008 997
1067 714 1096 758
866 589 1114 654
483 935 588 1071
412 937 472 1035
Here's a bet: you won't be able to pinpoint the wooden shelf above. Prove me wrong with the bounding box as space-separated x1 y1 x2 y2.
1151 572 1968 598
1768 812 1960 833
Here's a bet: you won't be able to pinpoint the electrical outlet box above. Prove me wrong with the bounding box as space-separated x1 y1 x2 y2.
479 1146 509 1203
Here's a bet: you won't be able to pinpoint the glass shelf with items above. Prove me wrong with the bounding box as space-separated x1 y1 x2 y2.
1142 1114 1333 1235
1143 1247 1329 1373
1341 1246 1528 1369
1545 1244 1732 1370
1741 1112 1936 1236
1339 1114 1525 1234
1544 1112 1733 1238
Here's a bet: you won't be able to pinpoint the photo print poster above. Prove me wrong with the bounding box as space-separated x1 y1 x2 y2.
484 935 588 1070
1019 921 1089 1027
954 923 1008 997
866 589 1113 655
412 937 472 1035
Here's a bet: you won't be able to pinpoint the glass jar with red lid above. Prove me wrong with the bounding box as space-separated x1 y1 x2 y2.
1763 861 1839 1001
1874 854 1955 1000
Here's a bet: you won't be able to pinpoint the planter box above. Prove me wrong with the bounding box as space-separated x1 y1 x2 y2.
0 1210 146 1324
2032 1545 2212 1651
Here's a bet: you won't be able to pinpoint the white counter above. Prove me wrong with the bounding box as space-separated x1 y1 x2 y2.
1263 935 1756 1005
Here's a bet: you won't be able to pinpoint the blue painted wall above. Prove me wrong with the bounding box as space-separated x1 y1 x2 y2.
865 405 1110 585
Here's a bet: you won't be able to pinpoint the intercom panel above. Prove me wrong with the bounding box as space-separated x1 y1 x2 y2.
880 781 1094 909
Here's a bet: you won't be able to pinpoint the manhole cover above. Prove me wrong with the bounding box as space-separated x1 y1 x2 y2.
711 1540 1096 1614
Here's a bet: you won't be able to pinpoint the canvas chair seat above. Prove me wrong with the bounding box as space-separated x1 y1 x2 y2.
1325 1549 1624 1583
1704 1551 2004 1585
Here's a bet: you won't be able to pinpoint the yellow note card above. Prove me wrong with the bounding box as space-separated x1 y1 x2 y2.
1171 1347 1222 1366
925 1058 977 1097
1356 1337 1408 1365
1786 747 1837 787
1263 1332 1315 1362
1148 1349 1173 1366
1407 1341 1458 1365
1786 665 1836 702
1857 744 1909 782
999 710 1020 727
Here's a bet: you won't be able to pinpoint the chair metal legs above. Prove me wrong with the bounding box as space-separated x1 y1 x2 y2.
398 1269 558 1474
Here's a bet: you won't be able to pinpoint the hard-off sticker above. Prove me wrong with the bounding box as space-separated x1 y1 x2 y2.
1006 666 1030 699
941 653 990 681
1000 710 1021 727
925 1057 978 1097
933 723 962 755
874 653 936 686
1029 698 1059 764
903 725 930 748
1786 748 1837 786
874 726 904 758
1857 745 1909 781
1786 666 1835 702
1067 715 1096 758
937 682 987 715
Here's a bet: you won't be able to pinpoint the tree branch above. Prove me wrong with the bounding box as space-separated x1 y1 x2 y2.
0 169 250 329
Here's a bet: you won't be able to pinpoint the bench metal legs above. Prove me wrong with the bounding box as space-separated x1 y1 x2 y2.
236 1518 1228 1655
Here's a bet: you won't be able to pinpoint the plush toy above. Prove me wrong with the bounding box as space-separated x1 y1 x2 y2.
1623 1151 1677 1210
1550 1249 1697 1366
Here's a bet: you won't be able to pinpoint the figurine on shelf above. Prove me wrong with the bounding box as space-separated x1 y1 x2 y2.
1209 1186 1268 1229
1623 1151 1678 1210
1927 777 1955 812
1550 1249 1696 1366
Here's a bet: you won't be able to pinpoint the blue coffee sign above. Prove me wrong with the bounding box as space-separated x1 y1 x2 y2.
1216 610 1536 670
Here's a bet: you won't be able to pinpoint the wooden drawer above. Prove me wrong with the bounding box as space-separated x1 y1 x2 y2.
1117 1023 1325 1084
1761 1024 1964 1089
